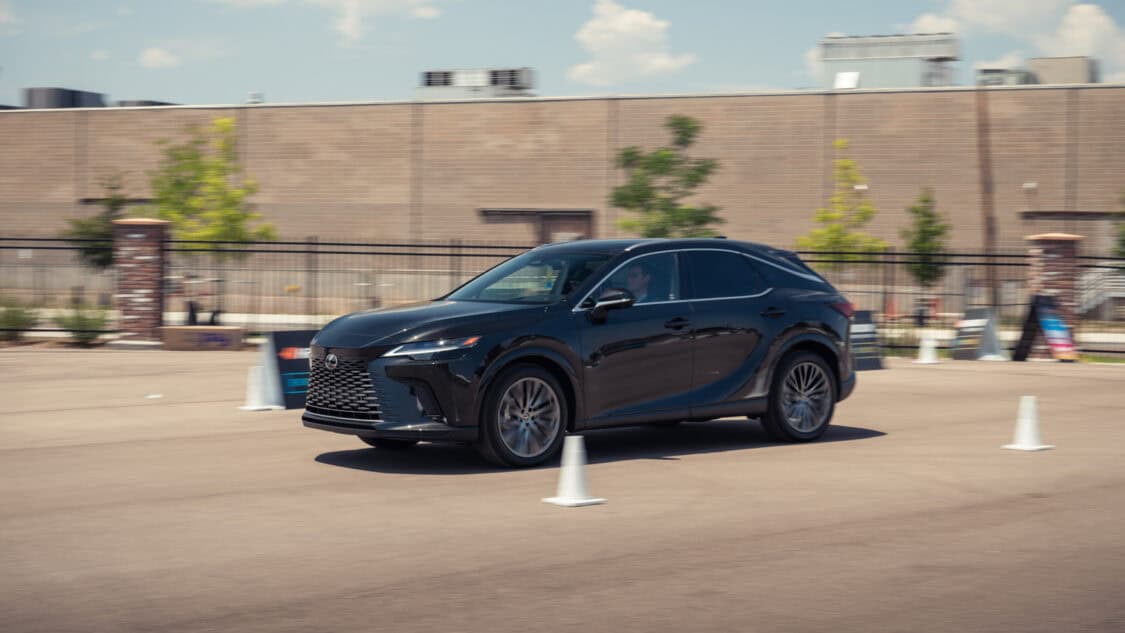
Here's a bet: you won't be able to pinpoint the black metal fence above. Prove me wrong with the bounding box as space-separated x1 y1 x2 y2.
162 238 531 331
3 236 1124 346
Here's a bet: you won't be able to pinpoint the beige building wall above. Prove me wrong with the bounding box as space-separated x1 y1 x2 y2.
1 85 1122 252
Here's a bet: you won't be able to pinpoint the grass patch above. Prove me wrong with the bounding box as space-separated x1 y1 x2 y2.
1080 353 1125 364
55 305 109 346
0 299 38 341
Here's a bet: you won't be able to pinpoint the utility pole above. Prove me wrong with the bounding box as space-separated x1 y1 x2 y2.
975 89 999 309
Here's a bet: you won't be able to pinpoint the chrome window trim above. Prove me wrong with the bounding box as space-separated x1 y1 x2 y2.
572 246 814 312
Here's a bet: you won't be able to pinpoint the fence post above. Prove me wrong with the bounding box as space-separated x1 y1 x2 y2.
111 218 170 344
882 248 894 319
450 239 462 291
216 257 226 316
1026 232 1083 328
306 236 318 317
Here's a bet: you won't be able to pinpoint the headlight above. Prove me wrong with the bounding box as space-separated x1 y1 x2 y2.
384 336 482 359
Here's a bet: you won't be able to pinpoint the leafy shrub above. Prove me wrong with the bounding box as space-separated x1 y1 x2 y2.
56 306 108 346
0 300 38 342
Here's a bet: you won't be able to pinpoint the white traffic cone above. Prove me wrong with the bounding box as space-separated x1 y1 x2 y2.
239 365 283 411
543 436 606 507
914 334 940 364
1003 396 1054 451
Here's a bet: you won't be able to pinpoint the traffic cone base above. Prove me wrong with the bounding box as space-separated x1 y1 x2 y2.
915 335 940 364
543 435 606 507
240 365 284 411
1002 395 1054 451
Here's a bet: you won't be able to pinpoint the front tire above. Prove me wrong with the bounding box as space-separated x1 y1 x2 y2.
761 351 836 442
477 364 568 468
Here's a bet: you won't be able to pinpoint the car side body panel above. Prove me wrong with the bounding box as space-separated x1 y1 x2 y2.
301 238 857 448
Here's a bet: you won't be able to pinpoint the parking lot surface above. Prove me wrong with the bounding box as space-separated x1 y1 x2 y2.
1 349 1123 632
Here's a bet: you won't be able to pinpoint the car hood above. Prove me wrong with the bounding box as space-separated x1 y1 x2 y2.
312 300 550 348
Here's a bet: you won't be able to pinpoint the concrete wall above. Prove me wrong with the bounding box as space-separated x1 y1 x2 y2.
1 85 1123 252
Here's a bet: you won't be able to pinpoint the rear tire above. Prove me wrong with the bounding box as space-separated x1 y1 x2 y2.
476 364 568 468
360 437 418 450
761 351 836 442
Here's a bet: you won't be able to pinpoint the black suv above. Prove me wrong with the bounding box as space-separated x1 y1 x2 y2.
303 238 856 467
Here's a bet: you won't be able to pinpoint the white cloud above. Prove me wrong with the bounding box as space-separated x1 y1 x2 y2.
909 12 959 34
223 0 441 43
897 1 1125 81
1037 4 1125 61
139 47 181 68
567 0 697 86
117 6 133 16
207 0 286 5
90 49 111 61
905 0 1070 36
411 5 439 19
975 50 1024 69
0 1 17 26
948 0 1071 35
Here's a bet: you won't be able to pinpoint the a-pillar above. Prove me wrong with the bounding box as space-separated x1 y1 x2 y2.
113 219 169 344
1026 232 1083 327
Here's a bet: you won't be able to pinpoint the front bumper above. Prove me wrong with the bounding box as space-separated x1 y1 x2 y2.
302 410 478 442
302 342 485 442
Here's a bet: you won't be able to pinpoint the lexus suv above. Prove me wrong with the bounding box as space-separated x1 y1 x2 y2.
303 238 856 467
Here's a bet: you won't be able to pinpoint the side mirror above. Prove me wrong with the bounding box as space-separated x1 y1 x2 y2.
589 287 635 321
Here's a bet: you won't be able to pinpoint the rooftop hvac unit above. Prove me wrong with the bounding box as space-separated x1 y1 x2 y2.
422 70 454 87
24 87 106 109
420 68 534 90
489 68 534 89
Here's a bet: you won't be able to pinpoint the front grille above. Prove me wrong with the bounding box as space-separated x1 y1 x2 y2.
305 357 381 420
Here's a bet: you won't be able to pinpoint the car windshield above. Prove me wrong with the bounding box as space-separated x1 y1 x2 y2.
445 250 613 304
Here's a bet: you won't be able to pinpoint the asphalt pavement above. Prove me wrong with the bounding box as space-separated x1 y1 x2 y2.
1 349 1123 633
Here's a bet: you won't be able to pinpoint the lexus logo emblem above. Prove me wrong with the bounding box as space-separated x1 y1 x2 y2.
324 354 339 370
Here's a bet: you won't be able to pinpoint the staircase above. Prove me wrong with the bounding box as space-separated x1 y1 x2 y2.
1080 265 1125 319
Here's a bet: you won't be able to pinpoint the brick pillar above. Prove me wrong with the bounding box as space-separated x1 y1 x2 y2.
113 219 169 343
1026 232 1083 327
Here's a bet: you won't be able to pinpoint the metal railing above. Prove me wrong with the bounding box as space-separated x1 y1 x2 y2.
3 236 1124 349
161 238 532 330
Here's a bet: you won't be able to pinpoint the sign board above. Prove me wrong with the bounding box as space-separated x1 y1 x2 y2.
1012 295 1077 362
1038 304 1078 362
950 308 1007 361
265 330 319 409
161 326 243 351
951 309 989 360
850 310 883 371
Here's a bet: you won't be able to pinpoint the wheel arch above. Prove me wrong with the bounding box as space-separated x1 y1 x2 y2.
478 348 582 432
772 331 843 396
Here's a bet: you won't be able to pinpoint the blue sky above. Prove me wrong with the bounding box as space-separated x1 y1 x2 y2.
1 0 1123 106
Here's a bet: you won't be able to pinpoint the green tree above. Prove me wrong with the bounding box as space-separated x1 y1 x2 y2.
150 116 275 257
611 114 724 238
61 174 128 270
795 139 888 267
901 188 951 288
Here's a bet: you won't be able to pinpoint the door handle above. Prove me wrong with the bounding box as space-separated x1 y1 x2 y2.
760 307 786 319
664 317 691 330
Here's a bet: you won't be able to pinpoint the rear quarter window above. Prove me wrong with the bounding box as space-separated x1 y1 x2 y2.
755 252 830 290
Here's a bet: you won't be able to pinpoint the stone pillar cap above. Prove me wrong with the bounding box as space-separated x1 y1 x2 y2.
1025 232 1084 241
113 218 170 225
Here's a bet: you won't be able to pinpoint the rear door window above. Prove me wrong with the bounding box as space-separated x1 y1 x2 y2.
684 250 767 300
